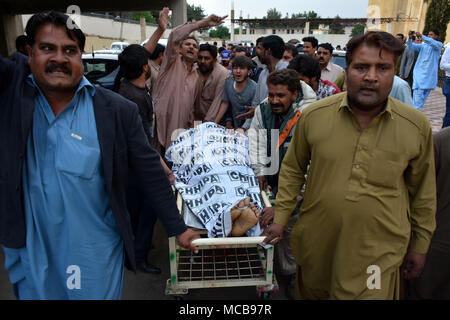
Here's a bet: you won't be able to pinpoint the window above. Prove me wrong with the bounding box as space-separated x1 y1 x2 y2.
272 29 276 34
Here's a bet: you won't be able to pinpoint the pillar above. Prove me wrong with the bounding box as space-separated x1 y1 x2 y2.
171 0 187 28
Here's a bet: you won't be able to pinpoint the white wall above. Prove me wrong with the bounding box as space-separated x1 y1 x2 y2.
21 14 171 43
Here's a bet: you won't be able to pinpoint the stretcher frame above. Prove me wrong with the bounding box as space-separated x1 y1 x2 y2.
165 190 278 298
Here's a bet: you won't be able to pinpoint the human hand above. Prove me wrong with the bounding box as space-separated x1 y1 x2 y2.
203 14 228 28
259 207 275 228
225 121 234 129
257 176 267 192
166 169 175 185
235 106 255 120
415 32 422 39
158 7 170 31
399 74 404 79
176 229 200 254
402 250 426 280
261 223 284 245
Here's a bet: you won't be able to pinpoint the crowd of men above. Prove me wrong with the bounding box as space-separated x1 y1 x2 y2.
0 6 449 300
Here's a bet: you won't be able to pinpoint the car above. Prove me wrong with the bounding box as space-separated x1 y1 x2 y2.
82 52 119 90
140 38 168 47
110 41 129 51
295 42 304 54
331 49 346 69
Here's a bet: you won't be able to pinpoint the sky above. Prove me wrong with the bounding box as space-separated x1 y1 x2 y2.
187 0 370 28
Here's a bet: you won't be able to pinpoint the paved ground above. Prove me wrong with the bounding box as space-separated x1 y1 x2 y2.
422 87 446 133
0 89 446 300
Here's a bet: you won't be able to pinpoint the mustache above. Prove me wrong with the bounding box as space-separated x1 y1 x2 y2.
45 63 71 74
270 104 284 109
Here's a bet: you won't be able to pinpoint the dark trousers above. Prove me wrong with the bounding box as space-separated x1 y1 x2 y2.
127 175 158 263
442 78 450 128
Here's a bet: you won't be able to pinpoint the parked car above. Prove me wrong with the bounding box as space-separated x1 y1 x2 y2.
296 42 304 54
82 52 119 90
331 49 346 69
140 38 168 47
110 41 129 51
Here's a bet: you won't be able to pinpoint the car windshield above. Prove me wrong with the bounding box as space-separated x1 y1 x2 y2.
83 58 119 83
331 55 346 69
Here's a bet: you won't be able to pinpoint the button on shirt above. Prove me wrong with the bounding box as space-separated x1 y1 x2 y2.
3 76 124 299
274 92 436 297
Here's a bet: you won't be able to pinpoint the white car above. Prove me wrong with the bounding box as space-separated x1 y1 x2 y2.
140 38 168 47
82 52 119 90
110 41 129 51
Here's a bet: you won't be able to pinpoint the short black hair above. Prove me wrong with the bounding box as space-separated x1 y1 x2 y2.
267 69 301 94
429 28 440 36
302 36 318 48
284 43 299 58
231 55 253 70
118 44 151 80
15 35 28 49
199 43 218 58
396 33 405 40
287 54 321 80
318 43 334 54
346 31 405 66
150 43 165 60
235 46 247 53
256 37 265 45
25 11 86 52
262 35 285 60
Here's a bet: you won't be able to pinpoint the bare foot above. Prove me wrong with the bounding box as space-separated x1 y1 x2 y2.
231 203 260 236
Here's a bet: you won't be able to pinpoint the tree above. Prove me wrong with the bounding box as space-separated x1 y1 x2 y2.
265 8 282 20
291 11 320 30
131 12 157 24
187 3 206 22
209 25 230 40
329 15 345 34
351 23 365 37
423 0 450 42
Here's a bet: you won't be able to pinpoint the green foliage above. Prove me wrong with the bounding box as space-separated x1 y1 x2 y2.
351 23 365 37
187 3 206 22
209 25 230 40
329 15 345 34
265 8 282 20
131 12 157 24
423 0 450 42
234 27 240 35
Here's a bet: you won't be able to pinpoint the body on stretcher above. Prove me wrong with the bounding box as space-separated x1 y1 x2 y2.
165 189 279 298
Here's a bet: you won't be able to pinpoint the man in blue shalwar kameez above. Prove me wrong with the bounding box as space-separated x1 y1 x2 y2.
0 11 200 300
407 29 443 111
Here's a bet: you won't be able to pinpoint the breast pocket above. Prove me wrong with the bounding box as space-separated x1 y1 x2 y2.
366 149 407 189
55 134 101 180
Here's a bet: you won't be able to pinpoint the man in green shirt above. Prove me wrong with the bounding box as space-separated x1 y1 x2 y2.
262 31 436 299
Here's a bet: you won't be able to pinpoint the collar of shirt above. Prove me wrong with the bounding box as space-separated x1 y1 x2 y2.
27 74 95 97
324 62 332 72
338 93 394 120
26 75 95 125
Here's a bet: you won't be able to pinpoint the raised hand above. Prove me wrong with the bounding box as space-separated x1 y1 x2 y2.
199 15 228 29
158 7 170 31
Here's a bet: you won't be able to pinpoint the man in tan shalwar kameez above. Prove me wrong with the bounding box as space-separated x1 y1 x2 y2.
152 14 227 153
262 32 436 300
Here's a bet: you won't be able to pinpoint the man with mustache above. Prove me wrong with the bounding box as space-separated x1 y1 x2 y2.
317 43 344 83
152 13 227 153
262 32 436 299
249 68 316 299
0 10 199 299
193 43 230 123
